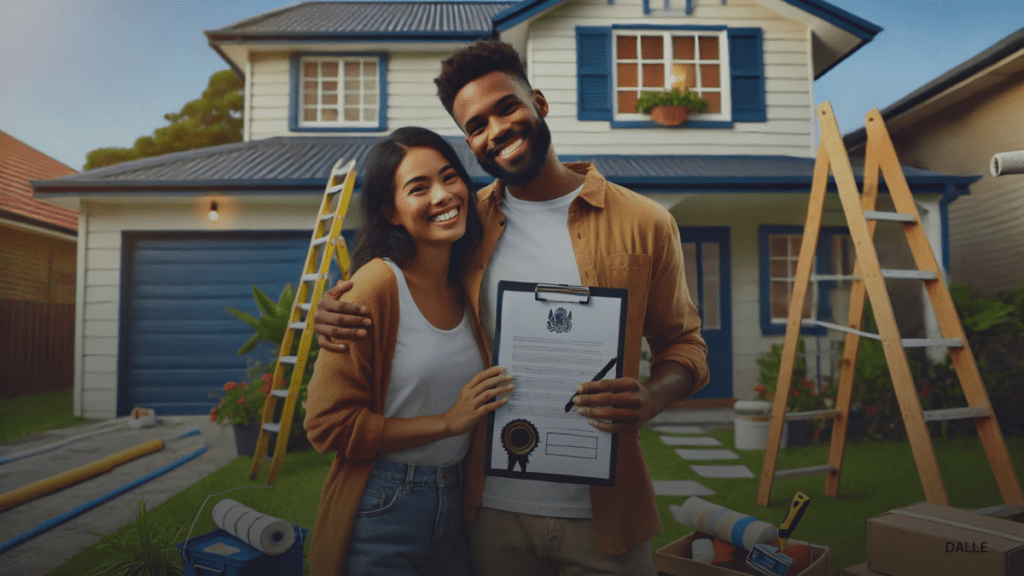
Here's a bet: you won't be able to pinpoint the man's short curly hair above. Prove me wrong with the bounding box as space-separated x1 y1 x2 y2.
435 39 532 122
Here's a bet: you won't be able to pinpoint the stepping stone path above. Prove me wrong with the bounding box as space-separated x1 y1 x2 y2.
648 423 756 480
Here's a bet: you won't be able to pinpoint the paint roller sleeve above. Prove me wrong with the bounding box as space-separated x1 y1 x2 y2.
670 497 778 551
211 498 295 556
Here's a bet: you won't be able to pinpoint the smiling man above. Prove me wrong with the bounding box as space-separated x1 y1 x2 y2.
313 40 709 575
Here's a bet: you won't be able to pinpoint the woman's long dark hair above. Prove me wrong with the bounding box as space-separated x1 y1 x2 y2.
351 127 482 285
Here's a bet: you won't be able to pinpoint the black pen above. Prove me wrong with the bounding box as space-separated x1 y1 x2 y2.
565 357 617 412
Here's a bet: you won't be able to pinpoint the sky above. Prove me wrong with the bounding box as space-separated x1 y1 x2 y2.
2 0 1023 172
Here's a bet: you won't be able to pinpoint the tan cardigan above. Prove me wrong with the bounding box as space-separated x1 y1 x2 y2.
303 258 489 576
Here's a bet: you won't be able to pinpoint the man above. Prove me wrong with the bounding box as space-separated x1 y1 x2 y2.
313 40 709 575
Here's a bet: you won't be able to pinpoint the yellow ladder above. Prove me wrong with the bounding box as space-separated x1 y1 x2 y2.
250 158 357 484
756 102 1024 508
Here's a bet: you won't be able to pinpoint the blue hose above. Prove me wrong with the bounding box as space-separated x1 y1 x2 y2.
0 445 209 554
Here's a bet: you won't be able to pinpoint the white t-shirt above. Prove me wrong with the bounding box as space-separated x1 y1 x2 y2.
478 184 594 518
378 258 484 467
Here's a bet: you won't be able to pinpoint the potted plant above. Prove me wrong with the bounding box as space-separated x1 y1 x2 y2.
635 87 710 126
209 361 277 456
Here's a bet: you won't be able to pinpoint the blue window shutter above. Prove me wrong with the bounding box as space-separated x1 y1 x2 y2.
576 27 612 121
729 28 765 122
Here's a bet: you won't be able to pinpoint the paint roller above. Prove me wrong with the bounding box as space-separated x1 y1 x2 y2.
746 492 812 576
211 498 295 556
990 150 1024 176
0 429 201 512
670 497 778 551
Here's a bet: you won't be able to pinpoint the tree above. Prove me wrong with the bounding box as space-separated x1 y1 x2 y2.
85 69 244 170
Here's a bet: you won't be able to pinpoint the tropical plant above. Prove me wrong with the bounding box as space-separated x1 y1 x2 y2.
85 499 184 576
755 339 836 434
635 87 710 114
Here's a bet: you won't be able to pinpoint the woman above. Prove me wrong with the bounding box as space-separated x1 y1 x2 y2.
304 126 513 576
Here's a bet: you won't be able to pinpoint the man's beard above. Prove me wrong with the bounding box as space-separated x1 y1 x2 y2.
477 114 553 187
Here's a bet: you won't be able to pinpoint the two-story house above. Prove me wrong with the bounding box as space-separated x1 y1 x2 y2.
34 0 977 419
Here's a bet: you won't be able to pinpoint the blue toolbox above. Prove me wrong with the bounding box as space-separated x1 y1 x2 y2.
177 526 307 576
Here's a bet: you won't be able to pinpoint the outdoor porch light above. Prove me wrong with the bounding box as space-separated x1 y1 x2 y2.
208 201 219 222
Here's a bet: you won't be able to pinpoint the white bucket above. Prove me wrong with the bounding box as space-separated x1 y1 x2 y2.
734 416 788 450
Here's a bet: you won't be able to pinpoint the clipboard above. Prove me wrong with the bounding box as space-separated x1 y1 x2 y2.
485 281 628 486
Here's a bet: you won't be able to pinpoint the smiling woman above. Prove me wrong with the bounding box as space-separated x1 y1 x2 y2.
302 126 515 575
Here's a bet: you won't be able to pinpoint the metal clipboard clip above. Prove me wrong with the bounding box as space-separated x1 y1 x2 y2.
534 284 591 304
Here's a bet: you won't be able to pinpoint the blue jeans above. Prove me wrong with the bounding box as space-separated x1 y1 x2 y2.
346 459 473 576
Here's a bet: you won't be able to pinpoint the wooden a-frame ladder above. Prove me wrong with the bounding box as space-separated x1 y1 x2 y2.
250 158 357 484
756 102 1024 509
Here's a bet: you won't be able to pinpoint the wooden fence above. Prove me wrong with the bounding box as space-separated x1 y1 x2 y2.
0 300 74 399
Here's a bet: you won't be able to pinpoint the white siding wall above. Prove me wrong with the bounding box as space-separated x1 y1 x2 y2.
248 51 462 141
529 0 815 157
668 192 921 398
75 197 328 418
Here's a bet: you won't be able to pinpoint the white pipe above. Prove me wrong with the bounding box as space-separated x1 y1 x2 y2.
990 150 1024 176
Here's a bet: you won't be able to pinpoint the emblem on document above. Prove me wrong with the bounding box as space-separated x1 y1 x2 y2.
547 307 572 333
501 419 540 474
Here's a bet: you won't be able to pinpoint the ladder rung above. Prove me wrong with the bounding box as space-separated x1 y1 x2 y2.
881 269 938 280
298 303 312 312
280 356 298 365
784 409 837 422
289 321 306 330
301 273 324 282
922 406 991 422
802 319 880 340
901 338 963 348
801 320 963 348
311 235 331 247
864 210 916 222
319 213 335 222
809 274 858 282
774 465 837 480
262 423 281 433
326 184 346 195
271 389 289 398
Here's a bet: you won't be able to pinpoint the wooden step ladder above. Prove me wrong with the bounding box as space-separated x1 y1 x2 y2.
756 102 1024 508
250 158 357 484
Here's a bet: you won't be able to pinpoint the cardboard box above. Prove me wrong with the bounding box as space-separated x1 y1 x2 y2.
844 562 888 576
655 532 833 576
867 502 1024 576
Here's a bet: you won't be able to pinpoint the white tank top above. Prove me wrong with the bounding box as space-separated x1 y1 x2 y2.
379 258 484 467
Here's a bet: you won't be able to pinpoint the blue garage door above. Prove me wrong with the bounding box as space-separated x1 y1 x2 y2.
118 231 349 416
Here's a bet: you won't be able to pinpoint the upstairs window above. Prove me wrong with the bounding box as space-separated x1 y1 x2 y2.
613 30 730 122
292 54 386 132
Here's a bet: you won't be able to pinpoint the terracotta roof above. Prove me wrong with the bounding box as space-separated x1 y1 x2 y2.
0 130 78 233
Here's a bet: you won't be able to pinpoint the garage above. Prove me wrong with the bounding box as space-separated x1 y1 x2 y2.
118 230 317 416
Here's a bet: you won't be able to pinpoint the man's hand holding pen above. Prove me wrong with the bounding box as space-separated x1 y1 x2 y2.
571 378 657 434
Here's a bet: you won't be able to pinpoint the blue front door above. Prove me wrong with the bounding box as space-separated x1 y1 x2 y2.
679 227 732 399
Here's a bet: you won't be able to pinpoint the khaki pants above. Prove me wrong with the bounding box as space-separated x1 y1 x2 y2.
467 507 655 576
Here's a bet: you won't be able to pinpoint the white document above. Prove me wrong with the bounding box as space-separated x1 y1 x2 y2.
486 282 627 486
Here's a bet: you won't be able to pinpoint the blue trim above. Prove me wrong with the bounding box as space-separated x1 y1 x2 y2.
686 0 694 16
643 0 650 15
940 183 960 273
494 0 569 32
611 24 726 30
759 224 854 337
610 119 733 129
289 52 388 133
679 226 732 399
576 27 613 121
778 0 882 41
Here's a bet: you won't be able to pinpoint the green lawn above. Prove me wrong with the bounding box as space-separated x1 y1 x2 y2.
0 390 93 443
41 427 1024 575
643 427 1024 571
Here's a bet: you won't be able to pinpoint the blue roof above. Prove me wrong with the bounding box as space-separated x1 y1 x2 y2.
205 2 517 41
32 137 975 198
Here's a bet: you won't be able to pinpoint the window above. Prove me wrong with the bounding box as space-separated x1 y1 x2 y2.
613 30 730 122
292 54 386 132
575 27 764 124
759 226 854 335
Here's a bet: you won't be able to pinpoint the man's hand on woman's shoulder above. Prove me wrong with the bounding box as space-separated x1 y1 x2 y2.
313 280 373 353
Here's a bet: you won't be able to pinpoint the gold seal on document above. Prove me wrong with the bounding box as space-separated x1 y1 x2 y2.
501 419 539 474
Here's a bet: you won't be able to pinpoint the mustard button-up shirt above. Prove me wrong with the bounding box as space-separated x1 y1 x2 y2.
462 162 710 557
